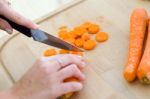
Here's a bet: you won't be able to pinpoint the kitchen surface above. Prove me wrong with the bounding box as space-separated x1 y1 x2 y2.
1 0 150 99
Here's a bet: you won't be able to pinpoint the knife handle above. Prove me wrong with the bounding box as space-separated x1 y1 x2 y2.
0 15 32 37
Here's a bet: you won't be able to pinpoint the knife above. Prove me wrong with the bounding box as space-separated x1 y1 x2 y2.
0 15 82 52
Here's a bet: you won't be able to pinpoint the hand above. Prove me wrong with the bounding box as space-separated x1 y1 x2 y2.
0 0 38 34
6 54 86 99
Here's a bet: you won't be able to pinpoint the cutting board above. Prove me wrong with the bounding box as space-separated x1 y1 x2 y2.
1 0 150 99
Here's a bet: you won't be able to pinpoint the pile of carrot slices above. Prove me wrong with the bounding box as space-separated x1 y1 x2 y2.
43 22 109 99
124 8 150 84
44 22 109 56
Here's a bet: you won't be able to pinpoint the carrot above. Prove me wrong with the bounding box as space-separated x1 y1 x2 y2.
68 30 78 38
82 22 92 30
59 26 67 30
124 8 148 82
59 49 70 54
74 38 85 48
81 33 91 41
88 24 100 34
70 51 84 56
58 30 68 39
62 77 79 99
74 26 87 36
44 48 57 56
137 17 150 84
65 37 75 45
96 32 108 42
83 40 96 50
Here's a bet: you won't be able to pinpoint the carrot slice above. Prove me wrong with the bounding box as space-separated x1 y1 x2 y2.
65 37 75 45
137 17 150 84
83 40 96 50
68 30 78 38
124 8 148 82
74 26 87 36
62 77 79 99
88 24 100 34
44 48 57 56
81 33 91 41
96 32 108 42
75 38 85 48
70 51 84 56
59 26 67 30
58 30 68 39
59 49 70 54
82 22 92 30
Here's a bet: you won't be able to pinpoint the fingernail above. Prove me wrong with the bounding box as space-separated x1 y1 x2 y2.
5 28 13 34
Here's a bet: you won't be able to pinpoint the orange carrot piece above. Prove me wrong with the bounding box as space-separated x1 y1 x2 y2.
83 40 96 50
44 48 57 56
70 51 84 56
65 37 75 45
82 22 92 30
74 38 85 48
58 30 68 39
96 32 109 42
68 31 78 38
74 26 87 36
137 17 150 84
124 8 148 82
88 24 100 34
81 33 91 41
59 26 67 30
63 77 79 99
59 49 70 54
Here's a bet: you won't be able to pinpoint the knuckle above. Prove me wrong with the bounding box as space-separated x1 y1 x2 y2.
70 64 78 73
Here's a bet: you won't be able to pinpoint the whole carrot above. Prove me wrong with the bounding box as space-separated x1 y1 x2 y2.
124 8 148 82
137 18 150 84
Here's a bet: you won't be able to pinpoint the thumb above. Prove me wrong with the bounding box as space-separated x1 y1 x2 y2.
0 18 13 34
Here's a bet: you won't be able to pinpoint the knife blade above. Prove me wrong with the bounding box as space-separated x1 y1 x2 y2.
0 15 82 51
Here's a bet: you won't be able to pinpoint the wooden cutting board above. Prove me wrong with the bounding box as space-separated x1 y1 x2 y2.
1 0 150 99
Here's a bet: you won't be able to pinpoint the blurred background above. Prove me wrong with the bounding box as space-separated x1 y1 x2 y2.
0 0 75 37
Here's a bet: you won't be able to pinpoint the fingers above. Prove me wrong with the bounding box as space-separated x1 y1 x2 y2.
45 54 86 71
55 54 86 70
58 64 85 81
1 4 38 29
0 18 12 34
60 82 83 95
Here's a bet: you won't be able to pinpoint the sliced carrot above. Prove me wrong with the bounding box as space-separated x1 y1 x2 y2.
88 24 100 34
81 33 91 41
70 51 84 56
44 48 57 56
59 49 70 54
124 8 148 82
83 40 96 50
137 17 150 84
96 32 108 42
74 38 85 48
58 30 68 39
74 26 87 36
65 37 75 45
59 26 67 30
63 77 79 99
82 22 92 30
68 30 78 38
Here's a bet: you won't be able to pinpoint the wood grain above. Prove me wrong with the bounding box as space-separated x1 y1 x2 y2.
1 0 150 98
